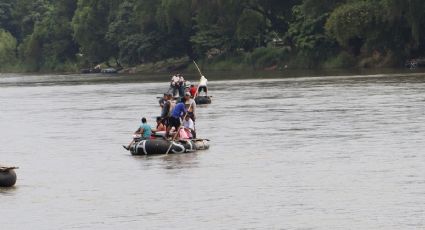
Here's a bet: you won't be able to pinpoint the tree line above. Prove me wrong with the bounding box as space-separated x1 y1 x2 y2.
0 0 424 72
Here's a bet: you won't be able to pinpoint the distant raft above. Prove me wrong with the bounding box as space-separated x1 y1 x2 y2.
101 67 118 73
194 96 212 105
130 138 209 155
0 166 17 187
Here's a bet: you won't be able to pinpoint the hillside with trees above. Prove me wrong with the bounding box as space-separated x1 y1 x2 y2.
0 0 424 72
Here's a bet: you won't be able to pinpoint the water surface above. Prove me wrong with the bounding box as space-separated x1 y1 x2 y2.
1 72 425 229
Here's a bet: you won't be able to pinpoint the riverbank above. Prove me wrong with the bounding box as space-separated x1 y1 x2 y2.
0 54 417 77
109 48 413 75
120 55 420 80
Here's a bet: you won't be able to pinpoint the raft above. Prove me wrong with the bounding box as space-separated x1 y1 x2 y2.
194 96 212 104
101 67 118 73
80 68 101 74
0 167 17 187
130 138 209 155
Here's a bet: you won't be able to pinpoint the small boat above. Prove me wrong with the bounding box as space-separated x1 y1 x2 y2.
80 68 101 74
0 166 17 187
130 138 209 155
194 96 212 104
101 68 118 73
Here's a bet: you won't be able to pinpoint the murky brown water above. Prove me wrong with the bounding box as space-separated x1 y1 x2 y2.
1 72 425 229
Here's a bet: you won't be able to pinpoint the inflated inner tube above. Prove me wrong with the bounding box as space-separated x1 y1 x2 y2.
194 96 211 104
130 138 208 155
0 169 17 187
193 139 210 150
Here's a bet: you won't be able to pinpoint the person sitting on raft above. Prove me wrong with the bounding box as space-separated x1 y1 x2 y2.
183 115 196 139
151 116 166 139
154 116 166 132
166 98 187 139
123 117 152 150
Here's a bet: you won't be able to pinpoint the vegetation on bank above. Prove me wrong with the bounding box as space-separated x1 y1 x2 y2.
1 0 425 73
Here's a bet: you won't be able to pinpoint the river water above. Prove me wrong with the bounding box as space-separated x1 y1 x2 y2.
1 72 425 229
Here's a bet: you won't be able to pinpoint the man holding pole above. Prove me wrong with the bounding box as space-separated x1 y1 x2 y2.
166 98 187 139
184 92 196 121
198 75 208 96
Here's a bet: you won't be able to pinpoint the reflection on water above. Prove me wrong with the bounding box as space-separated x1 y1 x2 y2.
0 187 17 196
134 153 200 170
1 72 425 229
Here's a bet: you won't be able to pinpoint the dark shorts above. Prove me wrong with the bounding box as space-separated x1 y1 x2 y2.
168 116 181 130
161 117 169 126
187 112 195 122
198 86 207 93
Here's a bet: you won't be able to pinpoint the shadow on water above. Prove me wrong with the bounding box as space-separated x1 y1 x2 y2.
131 152 200 170
0 186 17 195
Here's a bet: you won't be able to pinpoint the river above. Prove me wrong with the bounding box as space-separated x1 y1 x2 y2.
1 72 425 229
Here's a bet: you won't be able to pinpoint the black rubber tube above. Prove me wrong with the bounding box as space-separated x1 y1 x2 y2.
130 139 197 155
0 170 17 187
194 96 211 104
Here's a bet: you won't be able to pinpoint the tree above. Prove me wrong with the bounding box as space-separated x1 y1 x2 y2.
191 0 244 57
11 0 51 41
246 0 302 36
0 0 15 34
18 0 78 70
287 1 339 67
236 9 266 51
72 0 117 65
325 0 425 61
0 29 17 68
325 1 381 51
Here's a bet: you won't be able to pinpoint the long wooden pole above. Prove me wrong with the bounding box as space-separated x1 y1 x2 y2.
193 60 203 76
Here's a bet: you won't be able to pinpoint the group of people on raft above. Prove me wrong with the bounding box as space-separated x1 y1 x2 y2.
169 73 208 97
123 74 207 150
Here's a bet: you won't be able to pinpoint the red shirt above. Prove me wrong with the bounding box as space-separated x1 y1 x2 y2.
189 86 197 96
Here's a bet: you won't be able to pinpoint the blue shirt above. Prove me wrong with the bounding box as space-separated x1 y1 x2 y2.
140 123 152 138
171 102 187 118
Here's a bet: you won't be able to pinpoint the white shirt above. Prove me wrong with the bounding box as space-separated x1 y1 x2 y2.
179 76 185 83
183 118 194 131
185 98 196 113
171 75 179 86
199 75 208 86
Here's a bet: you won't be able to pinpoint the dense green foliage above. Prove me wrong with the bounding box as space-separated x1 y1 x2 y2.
1 0 425 72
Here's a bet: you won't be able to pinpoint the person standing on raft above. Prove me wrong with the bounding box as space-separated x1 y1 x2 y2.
123 117 152 150
166 98 187 139
158 93 168 108
198 75 208 96
169 75 180 97
184 92 196 121
189 83 197 97
160 93 172 126
177 73 185 97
